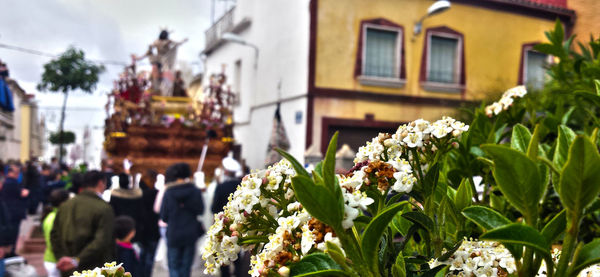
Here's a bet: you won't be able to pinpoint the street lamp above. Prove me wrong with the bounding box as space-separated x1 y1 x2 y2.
222 32 259 68
413 0 451 37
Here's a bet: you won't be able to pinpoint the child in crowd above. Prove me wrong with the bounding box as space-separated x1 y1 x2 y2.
114 216 142 277
42 189 70 277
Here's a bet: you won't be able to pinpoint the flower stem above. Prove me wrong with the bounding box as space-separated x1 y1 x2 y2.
555 211 580 276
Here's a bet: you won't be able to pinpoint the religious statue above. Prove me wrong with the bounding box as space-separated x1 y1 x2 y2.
132 29 188 96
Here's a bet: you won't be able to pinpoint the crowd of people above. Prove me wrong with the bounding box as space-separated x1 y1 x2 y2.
0 156 249 277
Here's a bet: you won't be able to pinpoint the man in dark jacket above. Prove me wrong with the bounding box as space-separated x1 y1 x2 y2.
23 161 42 215
51 170 115 276
0 164 29 256
160 163 204 277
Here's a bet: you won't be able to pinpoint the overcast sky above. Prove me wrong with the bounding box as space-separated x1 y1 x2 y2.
0 0 233 167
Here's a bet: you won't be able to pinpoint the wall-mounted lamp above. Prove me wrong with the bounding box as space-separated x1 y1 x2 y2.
413 0 451 37
222 32 259 68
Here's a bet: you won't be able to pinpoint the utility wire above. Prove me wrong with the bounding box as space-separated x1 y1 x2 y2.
0 42 128 66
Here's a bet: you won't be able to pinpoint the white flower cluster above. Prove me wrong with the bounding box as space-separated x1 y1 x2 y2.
355 117 469 164
579 264 600 277
485 85 527 117
249 211 343 277
202 159 298 275
537 248 600 277
338 171 374 229
71 269 103 277
202 159 345 276
431 239 600 277
429 238 516 276
70 262 126 277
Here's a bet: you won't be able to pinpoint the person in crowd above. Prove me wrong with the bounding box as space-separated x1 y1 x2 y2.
50 158 59 172
45 171 66 202
114 216 142 277
68 173 84 195
42 189 70 277
139 169 160 277
109 173 144 242
24 161 42 215
40 164 52 204
160 163 204 277
0 164 29 257
152 173 168 270
51 170 115 276
0 171 17 276
211 157 249 277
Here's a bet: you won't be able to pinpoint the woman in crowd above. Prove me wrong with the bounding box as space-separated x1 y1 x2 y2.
139 169 160 277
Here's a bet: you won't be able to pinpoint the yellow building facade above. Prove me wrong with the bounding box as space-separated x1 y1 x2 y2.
307 0 575 153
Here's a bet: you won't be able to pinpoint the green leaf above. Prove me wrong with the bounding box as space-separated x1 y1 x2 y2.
438 240 463 262
391 205 413 236
360 202 407 273
293 270 348 277
276 149 309 177
289 253 344 276
423 163 440 198
455 178 473 213
391 251 406 277
511 124 532 153
557 136 600 214
553 125 576 171
481 223 551 260
462 206 523 260
481 145 542 224
421 265 448 277
552 125 576 192
570 239 600 276
401 211 434 234
541 210 566 244
291 175 342 228
595 79 600 96
325 241 350 272
323 132 339 192
462 206 511 231
527 124 542 161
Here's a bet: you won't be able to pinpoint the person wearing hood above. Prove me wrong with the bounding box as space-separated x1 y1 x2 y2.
109 173 144 243
160 163 204 277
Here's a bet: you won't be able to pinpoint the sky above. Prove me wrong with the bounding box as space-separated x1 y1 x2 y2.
0 0 234 167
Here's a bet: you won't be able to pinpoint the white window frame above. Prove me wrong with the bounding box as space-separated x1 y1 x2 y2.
358 23 406 88
423 31 463 93
522 45 551 87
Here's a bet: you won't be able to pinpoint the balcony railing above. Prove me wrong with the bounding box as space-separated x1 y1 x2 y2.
205 7 235 51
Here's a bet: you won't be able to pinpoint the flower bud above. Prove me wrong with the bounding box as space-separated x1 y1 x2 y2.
278 266 290 277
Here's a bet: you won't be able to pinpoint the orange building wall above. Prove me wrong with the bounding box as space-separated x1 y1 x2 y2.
314 0 557 101
569 0 600 43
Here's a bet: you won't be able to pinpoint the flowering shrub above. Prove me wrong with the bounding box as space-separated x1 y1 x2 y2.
202 116 471 276
484 85 527 117
429 240 600 277
70 262 130 277
201 159 346 276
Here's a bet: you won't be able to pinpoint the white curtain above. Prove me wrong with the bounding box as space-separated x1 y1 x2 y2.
428 36 458 83
526 50 547 90
364 28 397 78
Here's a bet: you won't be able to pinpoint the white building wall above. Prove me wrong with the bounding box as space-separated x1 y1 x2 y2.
204 0 310 169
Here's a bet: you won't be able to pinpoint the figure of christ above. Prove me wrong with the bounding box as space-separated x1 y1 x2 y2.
132 30 188 96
